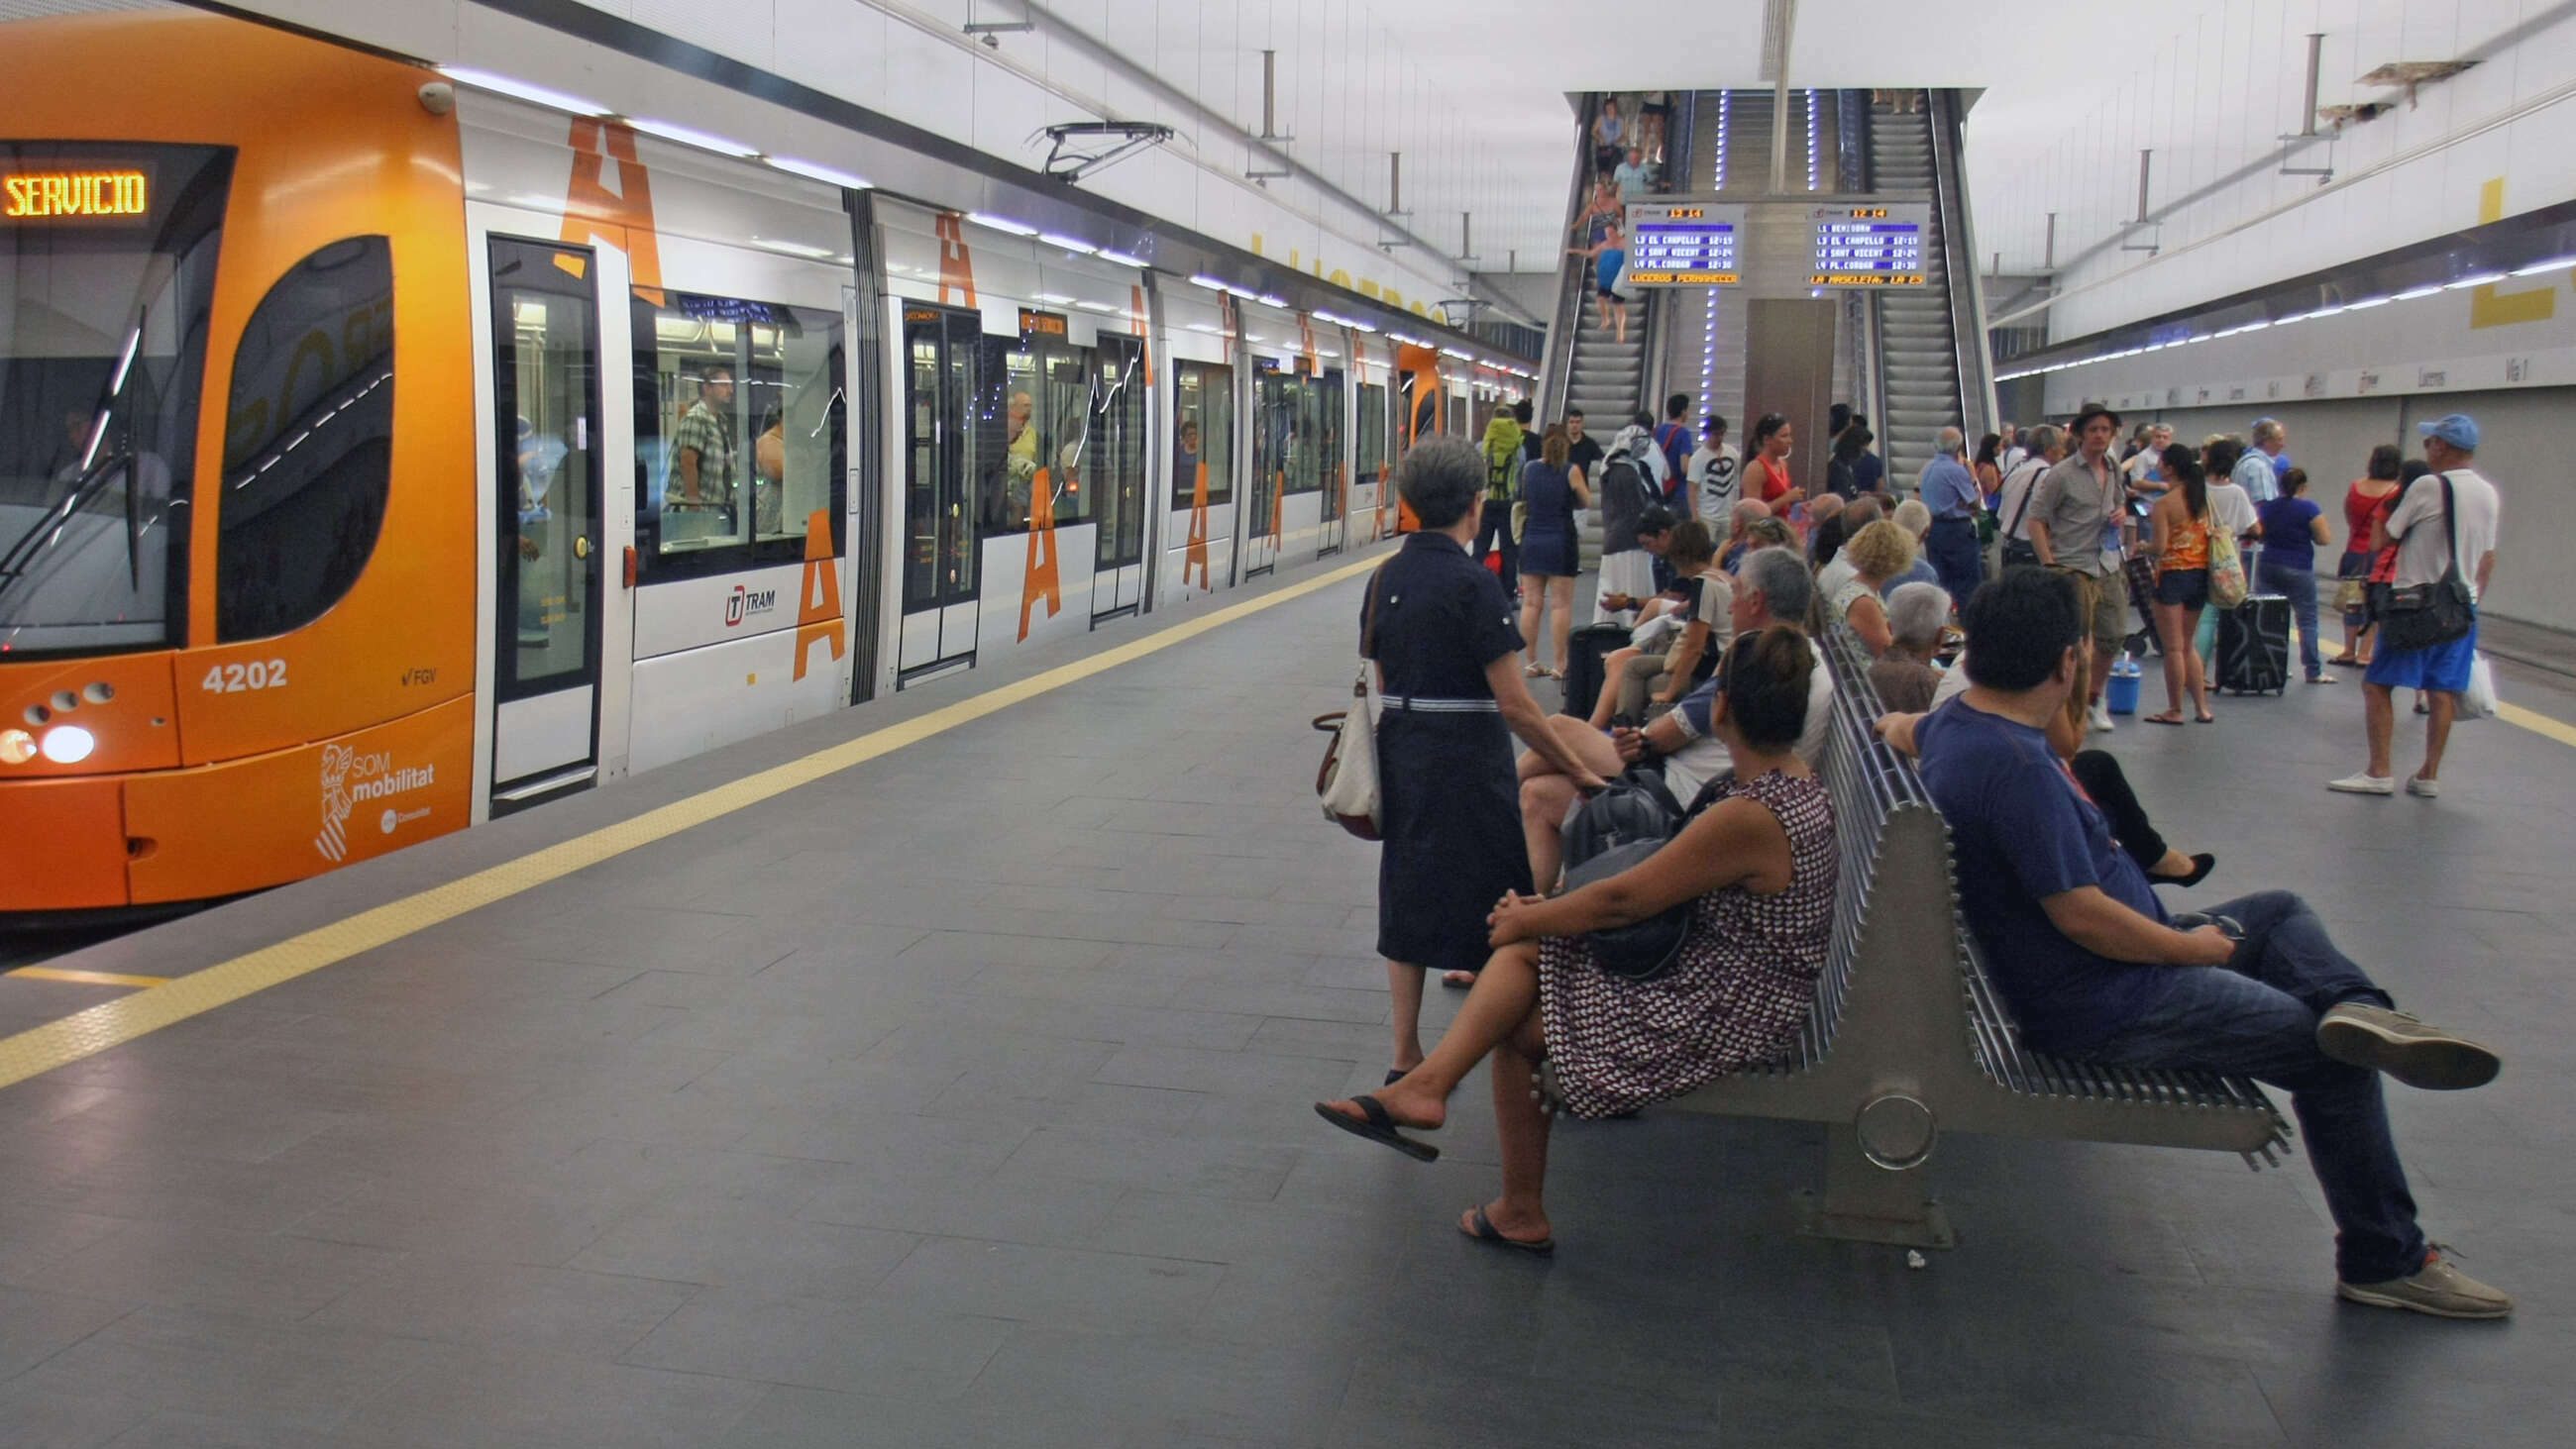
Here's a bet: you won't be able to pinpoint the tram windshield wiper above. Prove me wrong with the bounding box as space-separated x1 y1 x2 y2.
0 309 148 605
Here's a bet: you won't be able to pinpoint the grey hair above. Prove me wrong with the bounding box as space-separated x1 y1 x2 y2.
2252 418 2285 446
1729 498 1770 533
2027 423 2064 458
1935 426 1965 457
1395 435 1485 530
1891 497 1931 537
1738 547 1811 624
1886 581 1951 652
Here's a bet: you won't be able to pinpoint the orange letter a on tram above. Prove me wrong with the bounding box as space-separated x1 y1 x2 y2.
1020 470 1063 641
1183 462 1211 591
793 510 846 681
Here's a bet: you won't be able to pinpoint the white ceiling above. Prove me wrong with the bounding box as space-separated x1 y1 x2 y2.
1089 0 2197 275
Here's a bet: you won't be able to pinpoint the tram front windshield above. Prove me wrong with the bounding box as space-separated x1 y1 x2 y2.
0 143 229 656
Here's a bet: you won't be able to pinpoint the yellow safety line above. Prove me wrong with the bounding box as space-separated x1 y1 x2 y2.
2499 700 2576 749
0 555 1384 1090
6 967 170 989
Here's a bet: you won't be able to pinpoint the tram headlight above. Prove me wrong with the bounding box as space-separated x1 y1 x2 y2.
39 725 94 765
0 729 33 765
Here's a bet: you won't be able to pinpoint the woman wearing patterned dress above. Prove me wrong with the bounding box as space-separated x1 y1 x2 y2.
1317 627 1837 1252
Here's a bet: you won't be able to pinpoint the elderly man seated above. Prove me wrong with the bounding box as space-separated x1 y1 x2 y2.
1718 498 1771 572
1881 569 2512 1320
1518 547 1831 887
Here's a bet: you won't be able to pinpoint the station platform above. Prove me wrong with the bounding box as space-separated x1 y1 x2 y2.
0 550 2568 1447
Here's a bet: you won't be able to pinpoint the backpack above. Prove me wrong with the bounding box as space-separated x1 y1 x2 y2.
1557 769 1692 981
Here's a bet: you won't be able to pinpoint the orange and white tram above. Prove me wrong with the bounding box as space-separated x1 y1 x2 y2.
0 9 1525 916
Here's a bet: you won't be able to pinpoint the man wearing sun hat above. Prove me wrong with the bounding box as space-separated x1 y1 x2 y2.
2330 414 2499 798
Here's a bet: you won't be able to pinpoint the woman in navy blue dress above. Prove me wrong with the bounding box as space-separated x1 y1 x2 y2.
1514 423 1591 678
1366 437 1607 1079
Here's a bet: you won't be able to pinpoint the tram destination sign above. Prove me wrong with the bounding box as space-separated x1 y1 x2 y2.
1808 203 1932 287
1622 202 1748 286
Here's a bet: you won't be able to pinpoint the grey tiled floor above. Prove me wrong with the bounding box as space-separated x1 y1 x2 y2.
2 555 2571 1446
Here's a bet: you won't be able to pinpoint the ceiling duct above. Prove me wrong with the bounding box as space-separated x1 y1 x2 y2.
1758 0 1794 83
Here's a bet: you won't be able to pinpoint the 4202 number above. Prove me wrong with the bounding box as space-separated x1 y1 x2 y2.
200 659 288 693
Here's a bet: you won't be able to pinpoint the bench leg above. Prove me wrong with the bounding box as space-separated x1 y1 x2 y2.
1793 1124 1957 1250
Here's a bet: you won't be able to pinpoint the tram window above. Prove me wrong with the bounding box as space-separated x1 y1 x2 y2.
1280 376 1322 495
1318 369 1344 521
1172 362 1232 507
1355 382 1387 495
0 141 228 657
980 333 1097 538
215 235 394 642
632 289 844 566
1091 339 1145 569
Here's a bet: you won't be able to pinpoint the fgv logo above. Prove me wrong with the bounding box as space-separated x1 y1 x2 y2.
725 585 777 627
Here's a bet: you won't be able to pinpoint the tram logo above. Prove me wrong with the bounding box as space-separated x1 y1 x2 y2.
316 744 437 863
725 585 777 627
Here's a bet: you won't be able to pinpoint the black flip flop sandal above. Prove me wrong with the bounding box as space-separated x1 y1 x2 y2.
1459 1203 1554 1254
1314 1094 1439 1162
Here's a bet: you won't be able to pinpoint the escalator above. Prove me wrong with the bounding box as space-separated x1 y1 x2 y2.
1865 92 1992 492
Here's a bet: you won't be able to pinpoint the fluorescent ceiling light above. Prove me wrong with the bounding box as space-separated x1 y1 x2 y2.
2511 256 2576 275
966 212 1041 237
2344 296 2391 309
1097 250 1149 269
1256 294 1287 308
1310 309 1349 327
1440 347 1472 360
2444 272 2506 290
1186 323 1219 333
1030 292 1075 304
2394 284 2443 301
766 155 870 190
439 65 607 116
1037 233 1099 255
751 237 835 259
626 117 758 156
1188 274 1231 291
1075 300 1123 314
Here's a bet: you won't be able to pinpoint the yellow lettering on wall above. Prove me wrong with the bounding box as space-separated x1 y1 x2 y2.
1329 268 1351 289
1250 232 1265 257
2471 178 2555 330
1358 279 1381 299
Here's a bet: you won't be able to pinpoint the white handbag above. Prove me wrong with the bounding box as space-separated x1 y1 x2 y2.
1315 569 1386 840
2462 652 2500 722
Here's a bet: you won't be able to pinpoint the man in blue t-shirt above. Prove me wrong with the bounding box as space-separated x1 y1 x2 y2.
1885 569 2512 1320
1652 392 1696 513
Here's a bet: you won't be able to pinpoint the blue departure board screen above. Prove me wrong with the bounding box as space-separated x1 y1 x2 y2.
1808 203 1932 286
1622 202 1747 286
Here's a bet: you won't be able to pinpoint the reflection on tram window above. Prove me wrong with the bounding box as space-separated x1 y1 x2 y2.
489 244 598 689
1172 362 1233 507
632 289 844 559
1091 339 1145 570
973 328 1144 554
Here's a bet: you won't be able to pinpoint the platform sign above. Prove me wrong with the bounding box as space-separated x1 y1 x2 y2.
1622 202 1747 286
1808 203 1931 287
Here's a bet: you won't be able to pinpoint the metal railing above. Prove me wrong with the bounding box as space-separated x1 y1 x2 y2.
1537 93 1606 427
1926 89 1998 444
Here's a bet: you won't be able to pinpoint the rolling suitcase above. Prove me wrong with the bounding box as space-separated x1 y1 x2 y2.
2215 595 2291 695
1560 622 1630 719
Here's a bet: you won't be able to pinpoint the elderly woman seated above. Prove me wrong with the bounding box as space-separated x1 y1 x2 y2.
1823 519 1917 656
1316 629 1837 1252
1869 580 1950 712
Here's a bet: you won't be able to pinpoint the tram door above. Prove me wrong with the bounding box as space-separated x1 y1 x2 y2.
1240 365 1283 579
1087 335 1148 621
899 304 981 676
487 237 606 812
1315 367 1346 557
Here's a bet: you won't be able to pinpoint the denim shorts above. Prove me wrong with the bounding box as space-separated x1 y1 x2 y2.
2154 567 2209 610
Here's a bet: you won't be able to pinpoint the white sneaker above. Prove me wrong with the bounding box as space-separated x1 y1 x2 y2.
2406 776 2440 798
2337 1246 2514 1319
2088 700 2113 732
2327 773 2395 795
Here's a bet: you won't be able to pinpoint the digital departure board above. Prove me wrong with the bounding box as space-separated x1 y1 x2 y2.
1623 202 1748 286
1808 203 1932 287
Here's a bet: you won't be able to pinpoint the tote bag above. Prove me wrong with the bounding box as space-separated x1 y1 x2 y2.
2205 517 2248 609
1315 569 1386 839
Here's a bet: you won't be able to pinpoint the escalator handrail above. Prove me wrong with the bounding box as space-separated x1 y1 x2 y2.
1925 89 1998 445
1539 93 1608 426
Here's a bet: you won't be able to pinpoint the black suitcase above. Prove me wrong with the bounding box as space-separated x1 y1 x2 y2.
1560 622 1631 718
2216 595 2291 695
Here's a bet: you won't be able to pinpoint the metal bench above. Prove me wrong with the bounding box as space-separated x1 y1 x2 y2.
1645 629 2294 1249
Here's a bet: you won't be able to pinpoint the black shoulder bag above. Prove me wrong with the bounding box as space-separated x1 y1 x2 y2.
1999 462 2044 569
1556 772 1692 982
2368 474 2476 653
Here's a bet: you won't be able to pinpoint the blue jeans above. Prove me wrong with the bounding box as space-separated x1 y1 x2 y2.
2258 561 2324 679
2082 890 2425 1285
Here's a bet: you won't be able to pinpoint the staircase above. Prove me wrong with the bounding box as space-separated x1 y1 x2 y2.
1866 97 1965 495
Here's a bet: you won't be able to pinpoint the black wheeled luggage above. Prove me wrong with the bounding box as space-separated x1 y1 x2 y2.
2216 595 2291 695
1560 622 1630 719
